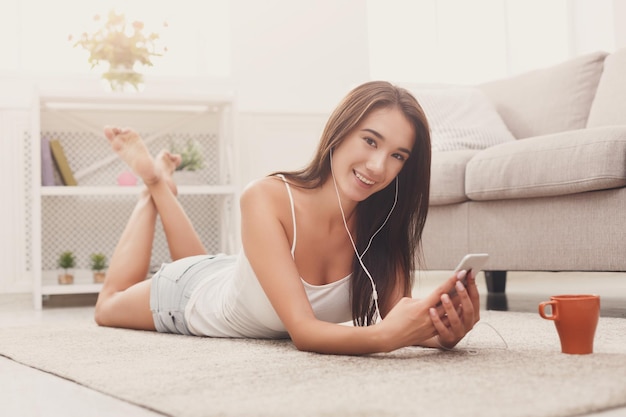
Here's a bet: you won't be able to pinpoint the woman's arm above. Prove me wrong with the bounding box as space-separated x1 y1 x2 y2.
240 179 447 354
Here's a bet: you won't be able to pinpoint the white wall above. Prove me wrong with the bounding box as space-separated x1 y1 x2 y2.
231 0 370 186
231 0 370 114
570 0 617 55
613 0 626 49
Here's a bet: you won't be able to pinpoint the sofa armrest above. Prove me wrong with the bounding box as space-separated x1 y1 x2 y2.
430 150 478 205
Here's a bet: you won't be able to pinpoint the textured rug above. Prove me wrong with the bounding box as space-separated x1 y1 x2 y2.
1 311 625 417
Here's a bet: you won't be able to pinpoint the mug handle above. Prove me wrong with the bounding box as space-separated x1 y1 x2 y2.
538 301 558 320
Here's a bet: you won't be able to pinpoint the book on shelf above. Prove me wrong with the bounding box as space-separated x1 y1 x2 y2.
52 163 64 185
49 139 77 186
40 136 56 186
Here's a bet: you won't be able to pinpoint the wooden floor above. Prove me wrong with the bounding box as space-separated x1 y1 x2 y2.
1 271 625 417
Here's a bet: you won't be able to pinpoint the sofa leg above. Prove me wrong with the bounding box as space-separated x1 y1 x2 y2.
484 271 508 311
484 270 507 293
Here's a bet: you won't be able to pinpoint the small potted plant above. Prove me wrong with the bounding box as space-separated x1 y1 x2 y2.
89 253 108 283
171 139 205 184
57 251 76 285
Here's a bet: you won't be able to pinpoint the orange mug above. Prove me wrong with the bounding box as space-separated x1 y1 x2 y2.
538 294 600 354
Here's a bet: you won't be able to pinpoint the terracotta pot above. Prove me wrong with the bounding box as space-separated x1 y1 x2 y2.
93 272 106 284
58 274 74 285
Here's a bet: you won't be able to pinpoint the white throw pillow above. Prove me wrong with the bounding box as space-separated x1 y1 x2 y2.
410 86 516 151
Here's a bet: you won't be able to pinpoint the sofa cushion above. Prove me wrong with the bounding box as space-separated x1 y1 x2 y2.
430 150 478 205
479 51 608 139
412 87 515 151
587 48 626 127
465 127 626 201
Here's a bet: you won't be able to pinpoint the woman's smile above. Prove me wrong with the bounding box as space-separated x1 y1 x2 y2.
354 170 375 186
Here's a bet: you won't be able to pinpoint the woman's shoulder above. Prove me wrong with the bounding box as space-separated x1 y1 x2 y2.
242 175 285 197
240 176 291 211
239 176 296 240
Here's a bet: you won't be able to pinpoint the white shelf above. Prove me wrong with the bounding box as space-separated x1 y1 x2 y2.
42 270 103 295
31 93 237 309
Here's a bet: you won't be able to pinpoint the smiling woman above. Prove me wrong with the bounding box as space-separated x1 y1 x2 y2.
0 0 230 77
91 81 481 356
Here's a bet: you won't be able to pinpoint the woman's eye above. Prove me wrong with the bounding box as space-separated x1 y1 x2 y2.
392 153 406 162
364 137 376 147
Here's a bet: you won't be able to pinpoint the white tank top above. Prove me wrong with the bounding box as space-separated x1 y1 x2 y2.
184 176 353 338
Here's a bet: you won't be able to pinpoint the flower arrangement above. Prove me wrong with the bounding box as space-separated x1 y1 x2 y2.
70 10 167 91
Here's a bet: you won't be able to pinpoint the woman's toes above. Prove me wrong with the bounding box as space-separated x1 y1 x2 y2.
104 126 116 140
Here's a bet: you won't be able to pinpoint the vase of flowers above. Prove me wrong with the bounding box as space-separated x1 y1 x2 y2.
71 10 167 92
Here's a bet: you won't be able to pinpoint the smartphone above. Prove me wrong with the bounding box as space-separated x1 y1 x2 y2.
445 253 490 301
436 253 489 308
453 253 490 285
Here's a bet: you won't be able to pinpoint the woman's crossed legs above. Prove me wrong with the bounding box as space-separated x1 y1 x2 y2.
94 127 207 330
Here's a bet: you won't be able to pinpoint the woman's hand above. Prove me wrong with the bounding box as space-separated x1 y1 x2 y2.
378 270 480 352
378 297 440 351
377 271 470 351
429 270 481 349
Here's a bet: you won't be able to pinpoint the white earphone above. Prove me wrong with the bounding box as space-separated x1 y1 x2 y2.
329 148 398 324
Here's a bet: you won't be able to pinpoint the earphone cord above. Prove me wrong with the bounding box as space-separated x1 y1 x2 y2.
328 155 509 351
331 173 381 323
329 152 398 324
436 320 510 354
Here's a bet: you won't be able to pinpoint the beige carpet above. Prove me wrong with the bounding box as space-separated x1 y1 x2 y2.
1 311 625 417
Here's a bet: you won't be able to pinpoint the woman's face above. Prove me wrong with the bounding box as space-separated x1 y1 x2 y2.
331 106 415 202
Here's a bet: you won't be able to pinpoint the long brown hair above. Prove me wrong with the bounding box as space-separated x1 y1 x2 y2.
274 81 431 326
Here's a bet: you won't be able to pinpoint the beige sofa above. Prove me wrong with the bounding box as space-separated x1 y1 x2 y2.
421 48 626 294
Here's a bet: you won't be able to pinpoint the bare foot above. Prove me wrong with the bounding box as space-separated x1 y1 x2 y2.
155 150 181 196
104 126 159 185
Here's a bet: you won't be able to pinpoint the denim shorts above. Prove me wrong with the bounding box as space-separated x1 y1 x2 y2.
150 254 217 335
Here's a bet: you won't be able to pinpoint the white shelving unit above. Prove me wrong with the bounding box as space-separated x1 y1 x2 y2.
30 92 236 309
